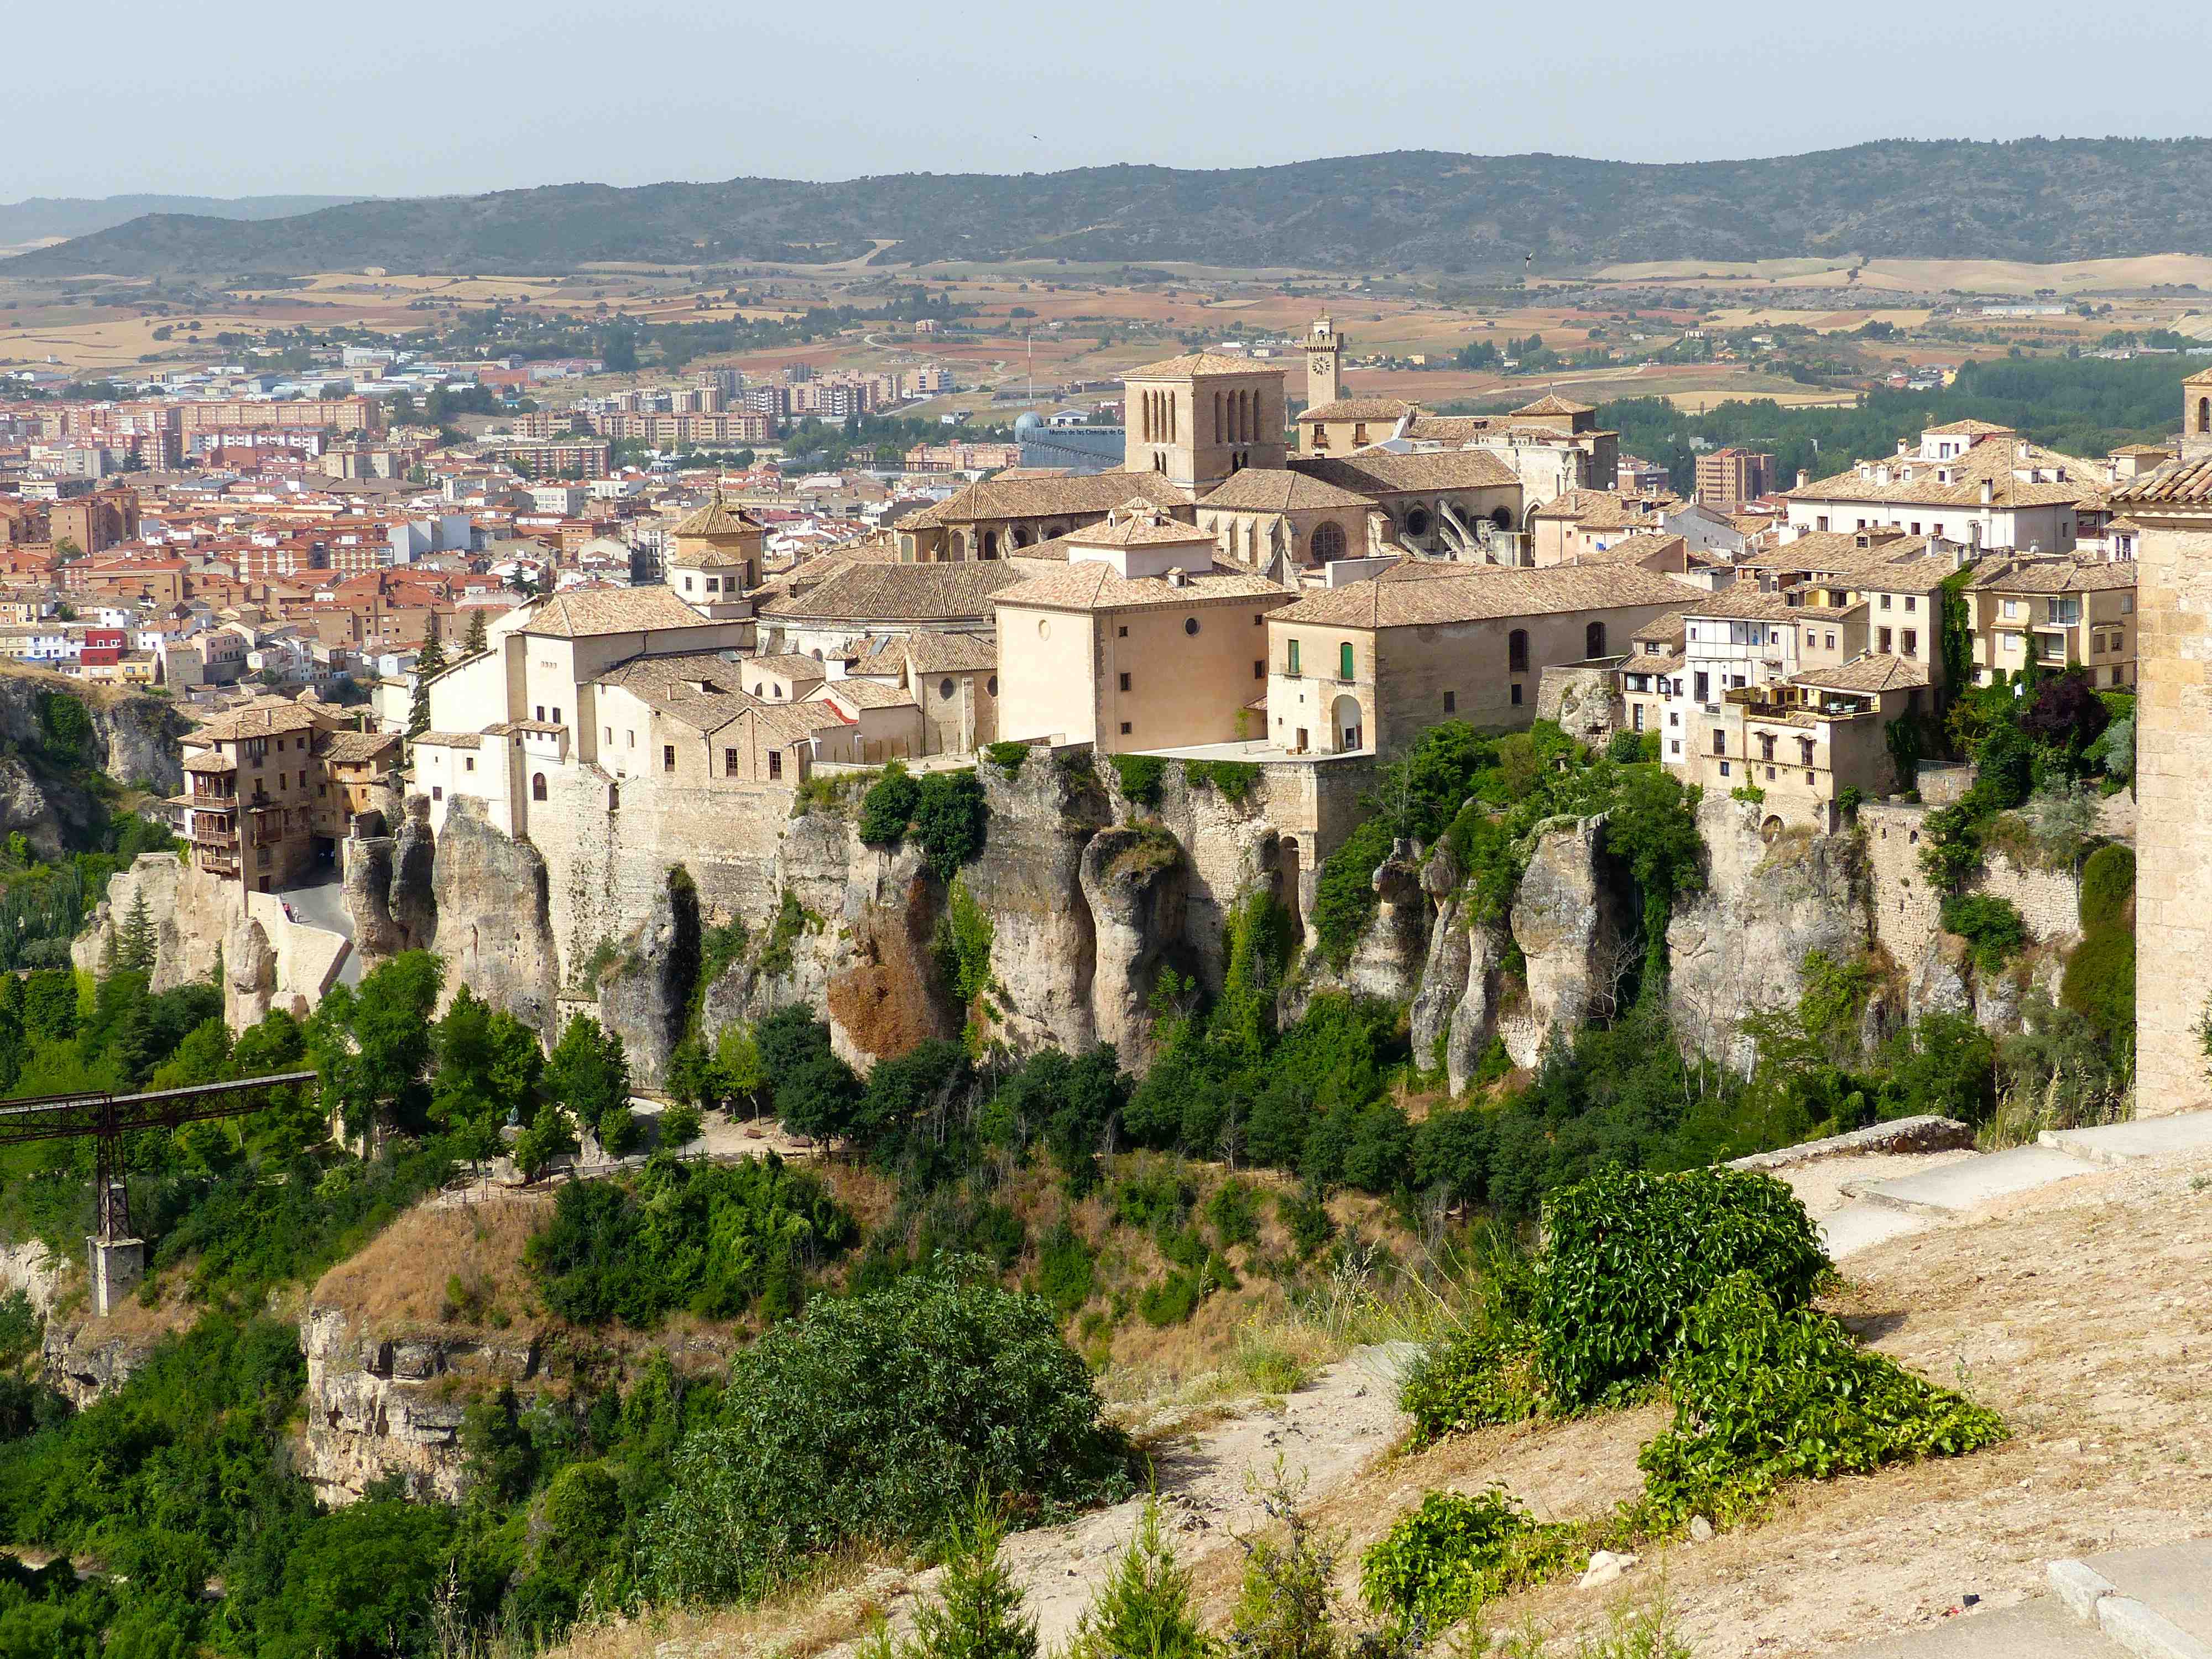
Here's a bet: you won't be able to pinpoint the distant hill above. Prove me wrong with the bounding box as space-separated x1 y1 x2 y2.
0 194 368 251
16 140 2212 278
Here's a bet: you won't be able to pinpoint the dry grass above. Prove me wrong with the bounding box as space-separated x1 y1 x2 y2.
310 1191 552 1331
538 1549 909 1659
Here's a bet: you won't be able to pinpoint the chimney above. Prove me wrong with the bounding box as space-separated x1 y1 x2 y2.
1980 478 1993 506
1897 439 1908 457
1796 469 1809 489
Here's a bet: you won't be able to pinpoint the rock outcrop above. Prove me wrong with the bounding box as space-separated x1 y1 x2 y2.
1667 798 1867 1070
1501 816 1633 1067
1079 827 1187 1064
429 798 559 1036
76 851 236 990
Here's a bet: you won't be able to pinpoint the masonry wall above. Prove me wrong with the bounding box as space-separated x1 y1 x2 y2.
1859 800 2083 969
2133 523 2212 1116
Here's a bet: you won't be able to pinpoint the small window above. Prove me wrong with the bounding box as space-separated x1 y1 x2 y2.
1905 596 1917 613
1118 625 1128 638
1119 721 1132 735
431 785 443 801
1718 761 1730 777
627 730 636 748
552 707 561 725
724 748 739 778
663 745 676 773
1119 671 1131 692
940 677 956 699
604 726 613 744
1185 618 1200 637
1338 641 1354 680
1287 639 1301 675
535 705 545 722
1254 660 1265 680
464 756 474 773
532 773 547 800
1443 691 1456 713
768 750 782 780
1253 613 1264 626
1510 683 1523 706
986 676 998 696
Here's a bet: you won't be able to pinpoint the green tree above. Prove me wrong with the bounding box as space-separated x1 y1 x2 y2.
1066 1499 1215 1659
874 1497 1037 1659
461 608 489 657
408 637 447 740
544 1014 630 1141
114 888 157 975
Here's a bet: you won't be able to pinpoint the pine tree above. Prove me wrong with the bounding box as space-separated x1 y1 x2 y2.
1067 1500 1217 1659
863 1496 1037 1659
116 888 156 974
462 608 488 657
409 635 447 740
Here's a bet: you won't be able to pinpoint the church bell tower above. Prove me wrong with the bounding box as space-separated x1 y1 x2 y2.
1306 316 1343 408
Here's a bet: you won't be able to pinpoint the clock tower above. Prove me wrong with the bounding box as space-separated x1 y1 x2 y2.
1305 315 1343 409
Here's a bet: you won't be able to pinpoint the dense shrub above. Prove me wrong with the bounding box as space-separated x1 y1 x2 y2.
1534 1166 1828 1409
856 762 921 844
526 1152 855 1327
1637 1272 2007 1526
2079 843 2135 932
1359 1487 1580 1629
983 740 1030 774
1183 759 1261 804
912 769 989 879
1939 893 2027 974
644 1264 1129 1601
1108 753 1168 807
1310 819 1393 964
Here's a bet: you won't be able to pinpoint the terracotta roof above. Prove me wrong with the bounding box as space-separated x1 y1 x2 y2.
1687 588 1833 623
759 561 1032 623
1740 528 1922 570
519 586 717 638
902 633 998 673
900 469 1191 529
1299 398 1415 423
746 652 828 680
1123 352 1282 380
993 564 1290 612
1568 533 1685 567
415 731 484 749
1198 469 1376 512
1292 450 1519 495
1528 487 1680 525
1631 611 1688 648
1066 507 1217 549
1922 419 2016 437
182 752 235 774
810 679 916 711
592 652 755 733
1790 654 1932 693
1512 394 1595 416
1966 557 2136 595
1785 435 2103 509
189 696 323 741
671 495 762 538
1270 565 1697 629
670 544 753 570
313 729 399 763
1402 414 1491 443
2109 456 2212 508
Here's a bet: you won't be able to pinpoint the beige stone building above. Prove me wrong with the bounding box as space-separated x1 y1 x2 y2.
893 469 1191 563
1194 469 1383 577
993 507 1293 752
663 494 764 618
1704 655 1927 826
1124 352 1288 493
179 696 400 891
2104 385 2212 1117
1263 563 1697 754
1528 488 1686 564
1964 556 2136 689
1783 420 2104 555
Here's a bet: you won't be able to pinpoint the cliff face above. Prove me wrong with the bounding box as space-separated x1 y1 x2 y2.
0 672 190 858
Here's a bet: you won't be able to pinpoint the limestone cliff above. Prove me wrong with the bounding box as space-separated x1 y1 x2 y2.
427 798 561 1038
76 851 234 990
0 670 190 858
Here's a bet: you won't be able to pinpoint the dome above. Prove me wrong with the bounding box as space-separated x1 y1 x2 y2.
1014 411 1044 432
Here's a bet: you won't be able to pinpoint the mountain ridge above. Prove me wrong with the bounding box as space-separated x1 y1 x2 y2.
12 139 2212 276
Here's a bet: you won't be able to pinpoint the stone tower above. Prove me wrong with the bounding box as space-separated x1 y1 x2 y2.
1306 316 1343 408
1120 353 1287 494
664 491 763 621
2111 371 2212 1117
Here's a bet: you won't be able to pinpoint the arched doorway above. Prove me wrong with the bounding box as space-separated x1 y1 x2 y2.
1331 693 1363 753
1585 620 1607 659
980 529 1000 560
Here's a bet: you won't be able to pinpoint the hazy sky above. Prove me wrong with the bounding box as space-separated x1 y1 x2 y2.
13 0 2212 200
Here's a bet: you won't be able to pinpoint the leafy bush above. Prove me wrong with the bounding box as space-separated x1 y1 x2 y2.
644 1264 1129 1602
1204 1178 1260 1248
1310 818 1393 964
1136 1270 1201 1327
984 740 1030 774
857 762 920 844
1109 753 1169 808
1636 1272 2007 1527
1032 1219 1096 1314
913 769 989 880
2079 843 2135 932
933 876 995 1010
1360 1486 1581 1630
1065 1499 1212 1659
1400 1321 1542 1447
1605 730 1645 764
526 1152 854 1326
1939 893 2026 974
1534 1166 1828 1410
1184 759 1261 805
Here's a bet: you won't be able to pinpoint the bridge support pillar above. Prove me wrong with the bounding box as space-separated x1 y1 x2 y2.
87 1234 144 1318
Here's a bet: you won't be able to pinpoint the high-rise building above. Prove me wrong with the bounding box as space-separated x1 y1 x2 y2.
1695 447 1776 509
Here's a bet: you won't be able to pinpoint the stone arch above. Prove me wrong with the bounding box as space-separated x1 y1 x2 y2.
1491 505 1512 529
1404 504 1431 539
2199 394 2210 435
1509 628 1530 674
608 783 620 812
1311 519 1347 562
1331 693 1364 753
980 529 999 559
531 772 546 801
1585 620 1607 659
1277 834 1303 940
1012 525 1033 549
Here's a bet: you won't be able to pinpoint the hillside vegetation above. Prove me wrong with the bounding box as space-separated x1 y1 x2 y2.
23 139 2212 276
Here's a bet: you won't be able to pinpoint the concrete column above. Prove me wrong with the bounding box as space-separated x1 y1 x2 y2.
87 1234 144 1318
